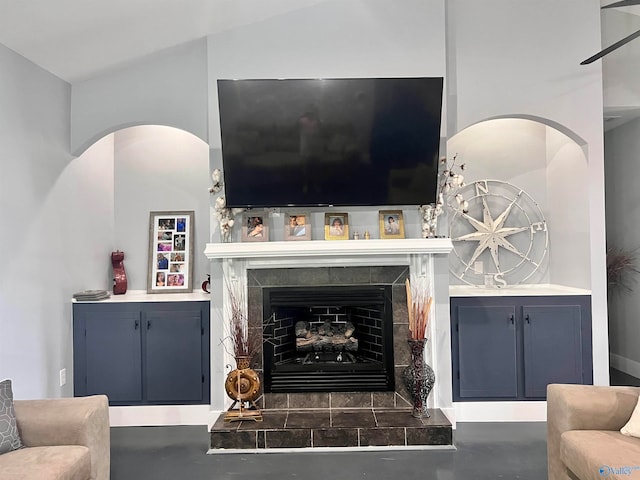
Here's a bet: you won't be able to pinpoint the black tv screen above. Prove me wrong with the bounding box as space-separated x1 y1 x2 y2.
217 77 443 208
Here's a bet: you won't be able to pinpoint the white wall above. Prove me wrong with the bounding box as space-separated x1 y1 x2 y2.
601 4 640 379
70 39 209 156
602 9 640 109
546 127 591 288
113 126 210 290
207 0 446 151
0 43 114 399
605 117 640 371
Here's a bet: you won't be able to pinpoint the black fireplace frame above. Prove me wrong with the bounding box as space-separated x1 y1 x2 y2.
262 285 395 393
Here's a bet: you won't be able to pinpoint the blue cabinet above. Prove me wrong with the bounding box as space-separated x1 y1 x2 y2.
73 301 210 406
457 304 518 398
451 295 592 401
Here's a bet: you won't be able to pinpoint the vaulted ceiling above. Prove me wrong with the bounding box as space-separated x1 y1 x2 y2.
0 0 327 82
0 1 638 127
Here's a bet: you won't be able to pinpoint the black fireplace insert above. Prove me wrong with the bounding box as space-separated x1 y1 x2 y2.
262 285 395 393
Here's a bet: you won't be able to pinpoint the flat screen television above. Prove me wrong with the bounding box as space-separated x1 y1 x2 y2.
217 77 443 208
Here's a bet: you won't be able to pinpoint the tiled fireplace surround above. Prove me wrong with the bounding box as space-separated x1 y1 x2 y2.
205 239 454 450
251 265 417 407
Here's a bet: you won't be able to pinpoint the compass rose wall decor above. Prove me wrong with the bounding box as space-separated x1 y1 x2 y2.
448 180 549 287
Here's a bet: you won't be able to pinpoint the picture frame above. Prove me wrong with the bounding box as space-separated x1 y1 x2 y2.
242 213 269 242
284 212 311 241
379 210 405 239
147 210 194 294
324 213 349 240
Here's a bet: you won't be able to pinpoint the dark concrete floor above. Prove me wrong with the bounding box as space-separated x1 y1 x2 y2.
111 421 548 480
610 368 640 387
109 371 640 479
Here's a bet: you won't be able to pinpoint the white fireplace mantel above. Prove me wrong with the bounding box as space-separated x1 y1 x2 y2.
204 237 455 423
204 238 453 266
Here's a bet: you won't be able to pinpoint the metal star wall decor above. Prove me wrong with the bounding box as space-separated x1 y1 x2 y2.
448 180 549 287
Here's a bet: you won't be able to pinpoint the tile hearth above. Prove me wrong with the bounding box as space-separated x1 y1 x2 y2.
210 407 452 451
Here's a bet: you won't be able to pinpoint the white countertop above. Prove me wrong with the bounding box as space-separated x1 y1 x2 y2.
449 284 591 297
72 290 210 303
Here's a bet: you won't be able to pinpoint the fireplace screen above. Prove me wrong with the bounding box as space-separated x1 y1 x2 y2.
263 285 395 393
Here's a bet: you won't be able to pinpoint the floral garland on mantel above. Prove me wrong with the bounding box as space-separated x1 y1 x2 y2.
419 154 467 238
210 168 244 243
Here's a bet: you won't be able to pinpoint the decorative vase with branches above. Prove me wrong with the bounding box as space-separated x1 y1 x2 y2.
222 278 262 421
402 275 436 418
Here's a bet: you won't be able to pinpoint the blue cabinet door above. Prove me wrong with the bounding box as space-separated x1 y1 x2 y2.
523 304 583 397
457 305 518 398
84 311 143 402
144 309 204 402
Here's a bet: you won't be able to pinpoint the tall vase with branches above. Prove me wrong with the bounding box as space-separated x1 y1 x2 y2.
222 278 262 421
402 275 436 418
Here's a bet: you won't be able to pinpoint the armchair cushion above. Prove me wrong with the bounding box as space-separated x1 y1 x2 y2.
547 384 640 480
0 445 91 480
0 379 23 454
621 395 640 438
561 430 640 480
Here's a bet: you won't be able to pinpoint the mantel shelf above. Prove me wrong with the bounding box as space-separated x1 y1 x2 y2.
204 238 453 261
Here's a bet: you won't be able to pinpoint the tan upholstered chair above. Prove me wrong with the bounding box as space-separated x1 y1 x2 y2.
0 395 110 480
547 384 640 480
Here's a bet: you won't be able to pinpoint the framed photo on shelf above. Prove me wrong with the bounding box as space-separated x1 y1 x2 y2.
324 213 349 240
242 213 269 242
284 212 311 241
147 210 194 294
379 210 405 239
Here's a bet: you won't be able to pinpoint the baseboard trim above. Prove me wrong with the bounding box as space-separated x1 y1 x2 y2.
454 401 547 422
108 401 549 427
109 405 211 427
610 353 640 380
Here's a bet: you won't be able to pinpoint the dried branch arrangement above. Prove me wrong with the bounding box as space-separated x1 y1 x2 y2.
607 246 640 294
405 277 433 340
223 278 261 360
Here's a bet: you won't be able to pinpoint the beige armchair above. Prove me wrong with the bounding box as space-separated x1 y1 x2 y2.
547 383 640 480
0 395 110 480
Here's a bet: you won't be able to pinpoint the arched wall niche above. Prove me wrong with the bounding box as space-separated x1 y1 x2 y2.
72 121 208 158
79 124 211 291
446 116 591 289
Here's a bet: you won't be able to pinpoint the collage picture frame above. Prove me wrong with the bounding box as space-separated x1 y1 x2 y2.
147 210 194 294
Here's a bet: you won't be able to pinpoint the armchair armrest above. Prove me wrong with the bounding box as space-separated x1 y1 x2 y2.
14 395 110 480
547 384 640 480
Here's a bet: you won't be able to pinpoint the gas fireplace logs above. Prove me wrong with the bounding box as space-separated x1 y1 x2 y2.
295 320 358 352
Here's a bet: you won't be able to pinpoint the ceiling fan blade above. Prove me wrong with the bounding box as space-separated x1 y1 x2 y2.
602 0 640 8
581 28 640 64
